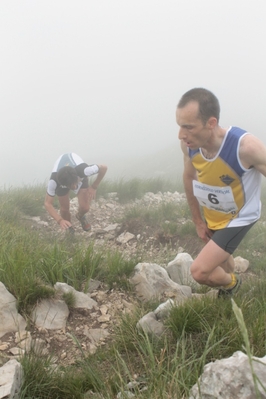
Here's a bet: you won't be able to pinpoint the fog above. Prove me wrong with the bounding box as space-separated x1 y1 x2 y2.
1 0 266 188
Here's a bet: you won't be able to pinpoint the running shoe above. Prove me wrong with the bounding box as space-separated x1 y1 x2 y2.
218 274 242 298
76 213 91 231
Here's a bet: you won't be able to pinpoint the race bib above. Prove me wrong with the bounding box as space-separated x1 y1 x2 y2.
193 180 238 214
72 179 83 194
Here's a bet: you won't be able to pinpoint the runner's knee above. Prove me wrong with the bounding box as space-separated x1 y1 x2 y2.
190 263 209 284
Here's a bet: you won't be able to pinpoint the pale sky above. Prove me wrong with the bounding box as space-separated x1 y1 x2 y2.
1 0 266 187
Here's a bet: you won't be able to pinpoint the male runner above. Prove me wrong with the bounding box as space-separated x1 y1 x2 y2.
44 153 107 231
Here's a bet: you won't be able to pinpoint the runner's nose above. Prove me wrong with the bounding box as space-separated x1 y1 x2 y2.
178 127 186 140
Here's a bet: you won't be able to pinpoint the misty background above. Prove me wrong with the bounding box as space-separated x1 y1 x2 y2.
1 1 266 188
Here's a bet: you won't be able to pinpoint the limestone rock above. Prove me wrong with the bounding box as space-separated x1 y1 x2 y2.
154 299 175 320
54 282 97 309
31 299 69 330
166 252 200 290
234 256 249 273
0 282 26 339
0 359 23 399
189 351 266 399
129 262 190 301
136 312 166 337
116 232 135 244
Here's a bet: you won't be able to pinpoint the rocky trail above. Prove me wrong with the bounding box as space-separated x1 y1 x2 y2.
0 191 203 369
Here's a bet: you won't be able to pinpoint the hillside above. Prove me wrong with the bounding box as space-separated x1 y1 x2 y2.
0 182 265 398
0 190 203 372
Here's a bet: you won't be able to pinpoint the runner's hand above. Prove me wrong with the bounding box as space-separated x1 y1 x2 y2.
195 221 213 243
58 219 72 230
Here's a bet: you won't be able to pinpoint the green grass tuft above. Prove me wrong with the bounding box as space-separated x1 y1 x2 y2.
0 181 266 398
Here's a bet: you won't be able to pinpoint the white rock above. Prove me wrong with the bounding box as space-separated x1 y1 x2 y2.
189 351 266 399
31 299 69 330
54 282 97 309
0 283 26 339
0 359 23 399
234 256 249 273
116 232 135 244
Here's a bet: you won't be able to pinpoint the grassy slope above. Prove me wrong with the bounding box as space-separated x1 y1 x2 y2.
1 180 266 398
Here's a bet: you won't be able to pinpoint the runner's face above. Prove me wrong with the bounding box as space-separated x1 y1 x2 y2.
176 101 212 150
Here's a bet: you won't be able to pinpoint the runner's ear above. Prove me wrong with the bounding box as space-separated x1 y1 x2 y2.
206 117 217 129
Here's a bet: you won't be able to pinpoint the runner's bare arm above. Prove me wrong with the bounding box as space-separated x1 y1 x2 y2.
181 142 212 242
90 165 108 189
239 134 266 176
87 164 108 201
44 194 71 229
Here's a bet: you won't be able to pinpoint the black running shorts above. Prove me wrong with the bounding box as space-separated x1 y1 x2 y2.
210 222 256 254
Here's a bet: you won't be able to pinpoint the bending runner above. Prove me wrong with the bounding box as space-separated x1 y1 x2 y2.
44 153 107 232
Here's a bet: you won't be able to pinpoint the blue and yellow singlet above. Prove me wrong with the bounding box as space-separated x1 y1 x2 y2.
189 126 261 230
